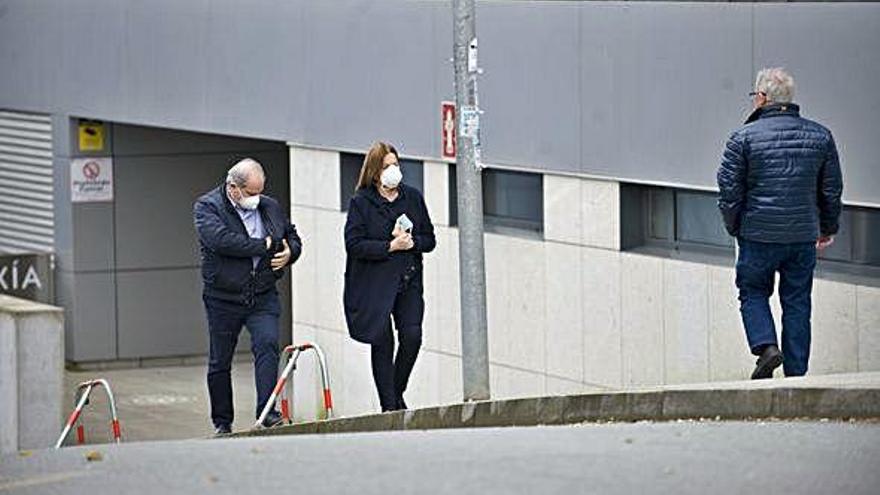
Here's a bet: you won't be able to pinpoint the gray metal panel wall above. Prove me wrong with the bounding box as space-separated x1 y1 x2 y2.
573 3 753 187
298 1 447 154
111 124 291 360
753 4 880 208
52 117 117 362
479 2 582 173
0 110 54 253
0 1 877 203
112 126 291 271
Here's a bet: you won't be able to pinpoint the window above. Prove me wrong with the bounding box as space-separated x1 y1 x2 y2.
448 165 543 235
674 190 734 248
818 206 880 267
621 184 733 254
621 183 880 278
339 152 423 211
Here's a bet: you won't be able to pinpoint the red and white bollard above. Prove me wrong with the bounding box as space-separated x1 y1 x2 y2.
255 342 334 429
55 379 122 448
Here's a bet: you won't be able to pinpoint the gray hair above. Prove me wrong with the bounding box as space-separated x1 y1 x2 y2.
755 67 795 104
226 158 265 187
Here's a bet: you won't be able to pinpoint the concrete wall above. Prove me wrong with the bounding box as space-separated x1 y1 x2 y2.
1 1 878 205
288 146 880 421
0 295 64 454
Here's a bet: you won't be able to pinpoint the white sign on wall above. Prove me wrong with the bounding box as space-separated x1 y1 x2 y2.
71 157 113 203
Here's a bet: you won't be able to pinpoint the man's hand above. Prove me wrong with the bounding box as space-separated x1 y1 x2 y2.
271 239 291 270
816 235 835 251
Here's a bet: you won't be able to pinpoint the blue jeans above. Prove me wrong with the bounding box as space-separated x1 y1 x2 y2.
203 291 280 427
735 239 816 376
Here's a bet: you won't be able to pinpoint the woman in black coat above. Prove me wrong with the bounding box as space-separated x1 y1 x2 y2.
343 141 436 411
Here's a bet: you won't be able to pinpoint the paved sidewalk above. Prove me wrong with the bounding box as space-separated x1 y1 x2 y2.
62 363 257 444
59 366 880 445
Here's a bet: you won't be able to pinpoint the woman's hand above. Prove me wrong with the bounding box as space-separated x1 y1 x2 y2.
389 232 414 252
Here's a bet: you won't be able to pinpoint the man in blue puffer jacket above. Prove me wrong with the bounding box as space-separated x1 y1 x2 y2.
717 67 843 379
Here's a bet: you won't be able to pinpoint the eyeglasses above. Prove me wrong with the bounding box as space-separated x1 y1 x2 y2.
748 91 766 98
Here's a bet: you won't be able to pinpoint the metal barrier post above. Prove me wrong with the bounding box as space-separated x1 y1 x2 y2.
55 379 121 448
254 342 333 429
278 345 300 423
255 345 302 428
310 344 334 418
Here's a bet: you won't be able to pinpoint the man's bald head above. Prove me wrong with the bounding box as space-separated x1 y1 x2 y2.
226 158 265 189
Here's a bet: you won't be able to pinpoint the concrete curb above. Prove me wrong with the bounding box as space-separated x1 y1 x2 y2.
229 386 880 439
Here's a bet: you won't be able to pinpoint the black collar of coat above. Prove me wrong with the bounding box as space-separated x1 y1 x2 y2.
358 183 408 208
744 102 801 124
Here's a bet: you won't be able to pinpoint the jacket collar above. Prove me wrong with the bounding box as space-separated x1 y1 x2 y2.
214 183 267 214
744 102 801 124
213 184 235 213
358 183 407 208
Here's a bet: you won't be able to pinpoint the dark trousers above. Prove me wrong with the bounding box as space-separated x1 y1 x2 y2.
371 284 424 411
203 291 280 427
736 239 816 376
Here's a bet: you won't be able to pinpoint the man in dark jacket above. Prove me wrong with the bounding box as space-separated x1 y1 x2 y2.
718 68 843 379
193 158 302 434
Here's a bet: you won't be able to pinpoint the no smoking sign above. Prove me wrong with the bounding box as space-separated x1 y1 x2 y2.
82 160 101 180
71 157 114 203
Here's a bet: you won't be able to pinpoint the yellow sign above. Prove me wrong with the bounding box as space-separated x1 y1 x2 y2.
78 121 104 151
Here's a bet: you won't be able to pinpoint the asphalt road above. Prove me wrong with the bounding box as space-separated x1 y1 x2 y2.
2 421 878 494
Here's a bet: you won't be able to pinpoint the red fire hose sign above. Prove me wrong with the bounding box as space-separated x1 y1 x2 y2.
71 157 113 202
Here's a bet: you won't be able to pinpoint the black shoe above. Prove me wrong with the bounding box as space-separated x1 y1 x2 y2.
397 396 408 410
214 423 232 436
261 410 284 428
751 345 783 380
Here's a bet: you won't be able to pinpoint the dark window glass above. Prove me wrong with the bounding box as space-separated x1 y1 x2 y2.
622 184 733 253
400 158 424 196
483 169 543 233
339 152 423 212
820 206 880 267
850 207 880 266
622 183 880 273
648 188 674 241
818 210 852 262
675 190 734 248
449 164 458 227
448 165 543 234
339 152 362 211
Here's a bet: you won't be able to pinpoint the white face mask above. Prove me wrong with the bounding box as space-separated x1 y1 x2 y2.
380 165 403 189
237 192 260 210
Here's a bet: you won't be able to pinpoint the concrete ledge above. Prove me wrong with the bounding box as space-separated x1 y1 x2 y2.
0 295 64 454
0 295 63 314
229 374 880 439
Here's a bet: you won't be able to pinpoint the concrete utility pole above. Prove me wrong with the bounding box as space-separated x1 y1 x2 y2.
453 0 490 401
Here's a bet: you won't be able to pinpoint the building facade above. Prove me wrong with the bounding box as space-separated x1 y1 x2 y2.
0 1 877 416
